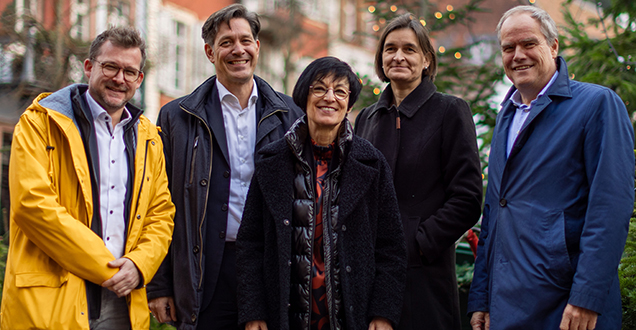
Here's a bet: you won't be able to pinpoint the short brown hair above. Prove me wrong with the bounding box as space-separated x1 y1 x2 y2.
374 13 437 82
89 26 147 70
201 4 261 46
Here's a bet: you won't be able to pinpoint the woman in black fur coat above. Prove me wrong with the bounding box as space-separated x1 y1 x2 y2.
236 57 407 330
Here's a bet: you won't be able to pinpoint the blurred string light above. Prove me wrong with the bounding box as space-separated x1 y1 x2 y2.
435 12 443 19
449 13 456 19
454 52 462 59
379 18 386 24
373 88 381 95
368 5 375 13
439 46 446 53
529 0 536 4
420 19 427 26
390 5 398 12
447 5 454 11
595 2 635 67
373 24 380 31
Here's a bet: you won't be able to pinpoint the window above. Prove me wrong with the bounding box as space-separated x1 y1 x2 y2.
108 0 130 27
159 18 188 95
70 0 90 40
174 21 185 90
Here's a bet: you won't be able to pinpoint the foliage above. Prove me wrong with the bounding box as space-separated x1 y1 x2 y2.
356 74 384 112
0 238 7 302
358 0 504 170
456 261 475 290
150 315 176 330
620 209 636 329
560 0 636 129
619 152 636 329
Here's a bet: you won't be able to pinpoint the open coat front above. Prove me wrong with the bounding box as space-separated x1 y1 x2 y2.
468 57 635 329
1 84 175 330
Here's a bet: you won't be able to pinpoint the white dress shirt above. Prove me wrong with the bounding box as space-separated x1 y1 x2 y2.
216 79 258 242
86 92 132 259
506 70 559 157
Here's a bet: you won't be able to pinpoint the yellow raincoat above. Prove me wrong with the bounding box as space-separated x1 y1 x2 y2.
0 85 175 329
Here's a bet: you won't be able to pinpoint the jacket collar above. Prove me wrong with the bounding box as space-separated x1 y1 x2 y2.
284 115 353 166
179 74 292 124
258 117 380 223
495 56 573 166
500 56 572 109
365 78 437 119
37 84 142 132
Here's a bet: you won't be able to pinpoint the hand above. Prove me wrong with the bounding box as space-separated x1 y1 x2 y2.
368 316 392 330
470 311 490 330
149 296 177 323
559 304 598 330
101 257 140 297
245 320 268 330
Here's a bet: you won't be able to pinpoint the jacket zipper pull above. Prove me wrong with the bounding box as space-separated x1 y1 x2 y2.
396 116 401 130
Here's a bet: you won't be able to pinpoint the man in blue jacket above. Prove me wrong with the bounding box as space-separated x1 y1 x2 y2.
146 4 302 330
468 5 634 330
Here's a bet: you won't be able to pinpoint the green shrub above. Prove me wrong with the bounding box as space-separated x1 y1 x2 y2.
150 314 176 330
620 201 636 329
0 238 7 302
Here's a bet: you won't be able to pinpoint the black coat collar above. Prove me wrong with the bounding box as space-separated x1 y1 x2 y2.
367 78 437 119
257 122 380 223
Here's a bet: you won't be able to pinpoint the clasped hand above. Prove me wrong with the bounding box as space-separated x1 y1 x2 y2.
101 257 140 298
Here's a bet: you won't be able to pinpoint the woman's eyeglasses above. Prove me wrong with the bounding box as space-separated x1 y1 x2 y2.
310 85 350 100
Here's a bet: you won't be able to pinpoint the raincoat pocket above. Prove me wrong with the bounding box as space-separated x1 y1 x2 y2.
15 271 69 288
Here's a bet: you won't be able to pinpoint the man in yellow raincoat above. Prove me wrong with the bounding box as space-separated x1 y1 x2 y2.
0 26 175 330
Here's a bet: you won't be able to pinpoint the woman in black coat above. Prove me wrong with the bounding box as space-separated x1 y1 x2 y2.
236 57 407 330
354 14 483 330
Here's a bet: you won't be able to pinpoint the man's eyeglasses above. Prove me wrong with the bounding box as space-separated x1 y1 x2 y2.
310 85 350 100
93 60 142 83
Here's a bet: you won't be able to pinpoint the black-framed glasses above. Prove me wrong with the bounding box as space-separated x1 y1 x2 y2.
310 85 350 100
93 60 142 82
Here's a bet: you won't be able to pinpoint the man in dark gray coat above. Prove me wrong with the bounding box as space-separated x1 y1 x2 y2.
146 4 302 330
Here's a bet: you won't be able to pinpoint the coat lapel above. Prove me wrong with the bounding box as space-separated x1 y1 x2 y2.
337 141 379 222
505 57 573 160
207 87 230 165
256 148 295 219
494 100 515 166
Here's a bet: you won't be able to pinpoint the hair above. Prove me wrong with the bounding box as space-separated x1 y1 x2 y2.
89 26 147 70
496 6 558 47
292 56 362 113
201 4 261 46
374 13 437 83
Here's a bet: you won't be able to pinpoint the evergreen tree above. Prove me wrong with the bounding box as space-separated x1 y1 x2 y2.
561 0 636 127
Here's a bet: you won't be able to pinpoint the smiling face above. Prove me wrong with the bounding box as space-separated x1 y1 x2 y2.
306 75 350 142
382 28 430 88
500 12 558 104
206 18 260 89
84 40 143 115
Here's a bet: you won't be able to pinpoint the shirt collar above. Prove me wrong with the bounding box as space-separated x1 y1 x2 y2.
216 78 259 109
510 69 559 111
85 90 132 125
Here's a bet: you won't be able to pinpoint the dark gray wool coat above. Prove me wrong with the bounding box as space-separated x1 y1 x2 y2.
236 117 407 330
355 78 483 330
